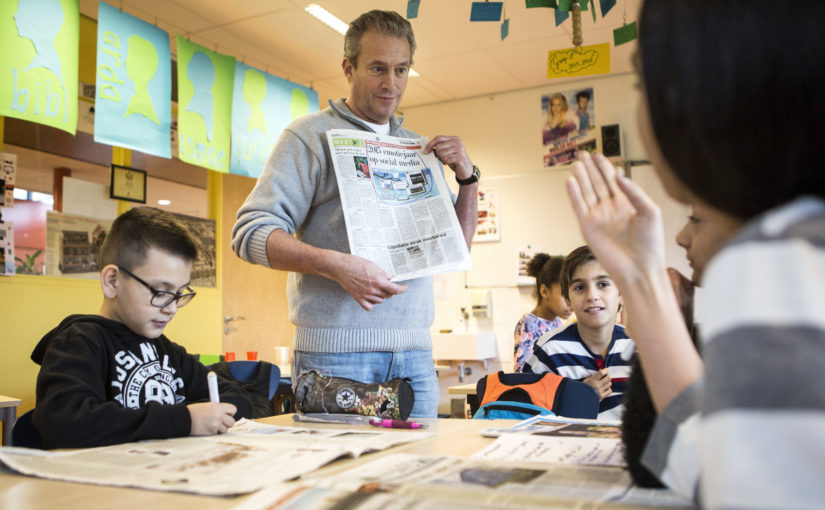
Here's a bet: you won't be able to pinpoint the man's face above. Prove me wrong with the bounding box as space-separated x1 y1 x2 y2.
342 30 410 124
577 96 589 112
566 260 622 331
676 202 741 284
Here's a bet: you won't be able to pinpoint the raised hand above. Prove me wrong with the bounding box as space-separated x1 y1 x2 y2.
566 152 667 289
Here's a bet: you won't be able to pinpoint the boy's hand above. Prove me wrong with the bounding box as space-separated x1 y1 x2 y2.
583 369 612 400
187 402 237 436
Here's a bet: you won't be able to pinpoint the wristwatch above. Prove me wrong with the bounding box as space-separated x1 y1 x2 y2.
456 165 481 185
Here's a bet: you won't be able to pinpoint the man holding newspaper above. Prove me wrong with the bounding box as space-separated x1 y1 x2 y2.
232 10 479 418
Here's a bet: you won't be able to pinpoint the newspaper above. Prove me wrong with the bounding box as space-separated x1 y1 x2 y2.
327 129 472 282
0 419 432 496
479 413 621 437
234 453 692 509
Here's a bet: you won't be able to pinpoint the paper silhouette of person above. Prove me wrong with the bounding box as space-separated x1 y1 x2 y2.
124 35 160 124
290 88 309 120
14 0 65 88
184 51 215 142
242 68 268 135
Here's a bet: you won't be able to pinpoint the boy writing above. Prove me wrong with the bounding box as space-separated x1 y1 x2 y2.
522 245 633 420
31 207 252 449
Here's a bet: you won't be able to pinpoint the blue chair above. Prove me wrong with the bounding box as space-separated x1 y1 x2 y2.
12 410 44 449
211 360 291 416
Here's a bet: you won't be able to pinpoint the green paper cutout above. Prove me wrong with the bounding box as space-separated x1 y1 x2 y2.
242 68 268 135
525 0 556 7
558 0 572 10
501 17 509 40
290 88 310 119
613 21 637 46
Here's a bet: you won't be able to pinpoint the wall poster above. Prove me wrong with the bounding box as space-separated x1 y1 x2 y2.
541 87 597 167
475 188 500 243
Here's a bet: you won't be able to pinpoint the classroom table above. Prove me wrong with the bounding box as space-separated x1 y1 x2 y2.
0 395 22 446
0 414 681 509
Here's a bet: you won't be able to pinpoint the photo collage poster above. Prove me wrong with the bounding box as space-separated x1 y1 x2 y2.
541 87 596 167
475 188 500 243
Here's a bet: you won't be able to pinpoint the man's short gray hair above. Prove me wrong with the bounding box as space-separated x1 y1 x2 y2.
344 10 416 68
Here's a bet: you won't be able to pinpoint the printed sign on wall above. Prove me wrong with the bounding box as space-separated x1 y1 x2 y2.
0 0 79 134
230 62 319 177
94 2 172 158
176 36 234 172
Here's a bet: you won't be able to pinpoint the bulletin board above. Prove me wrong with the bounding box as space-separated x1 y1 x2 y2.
464 164 691 288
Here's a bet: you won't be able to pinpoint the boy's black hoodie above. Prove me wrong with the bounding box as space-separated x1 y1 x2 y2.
32 314 252 449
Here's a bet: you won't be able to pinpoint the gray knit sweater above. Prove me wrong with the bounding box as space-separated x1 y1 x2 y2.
232 99 436 353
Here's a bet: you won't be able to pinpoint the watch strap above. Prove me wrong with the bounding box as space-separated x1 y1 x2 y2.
456 165 480 185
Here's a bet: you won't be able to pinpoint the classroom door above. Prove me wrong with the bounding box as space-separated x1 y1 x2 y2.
220 172 293 365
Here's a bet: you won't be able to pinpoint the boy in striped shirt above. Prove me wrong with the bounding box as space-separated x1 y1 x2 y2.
522 245 633 420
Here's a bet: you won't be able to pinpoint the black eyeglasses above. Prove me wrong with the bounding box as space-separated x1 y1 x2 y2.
118 267 196 308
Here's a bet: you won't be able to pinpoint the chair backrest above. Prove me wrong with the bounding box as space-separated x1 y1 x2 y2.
224 360 281 401
12 410 44 449
555 378 600 419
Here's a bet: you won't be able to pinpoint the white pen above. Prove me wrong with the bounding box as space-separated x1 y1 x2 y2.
207 371 220 403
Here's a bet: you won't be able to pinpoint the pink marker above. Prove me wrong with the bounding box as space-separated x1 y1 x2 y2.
369 418 427 429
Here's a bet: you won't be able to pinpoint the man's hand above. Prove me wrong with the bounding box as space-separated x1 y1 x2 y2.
188 402 237 436
583 369 612 401
424 135 473 179
332 253 408 311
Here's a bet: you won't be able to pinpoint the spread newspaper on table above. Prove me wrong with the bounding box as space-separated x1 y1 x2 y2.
0 419 433 496
327 129 472 281
474 415 625 467
233 453 692 510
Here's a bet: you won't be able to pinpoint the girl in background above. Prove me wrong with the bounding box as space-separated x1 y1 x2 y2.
513 253 571 371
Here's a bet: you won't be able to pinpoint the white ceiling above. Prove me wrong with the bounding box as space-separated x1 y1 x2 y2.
78 0 642 109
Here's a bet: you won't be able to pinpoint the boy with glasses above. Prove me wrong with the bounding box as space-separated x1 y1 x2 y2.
31 207 251 449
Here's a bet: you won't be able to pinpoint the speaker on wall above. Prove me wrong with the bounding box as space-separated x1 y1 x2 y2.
601 124 621 157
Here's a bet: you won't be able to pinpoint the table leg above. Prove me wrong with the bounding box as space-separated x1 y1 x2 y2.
1 407 16 446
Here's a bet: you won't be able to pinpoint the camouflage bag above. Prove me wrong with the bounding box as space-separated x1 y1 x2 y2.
294 370 414 420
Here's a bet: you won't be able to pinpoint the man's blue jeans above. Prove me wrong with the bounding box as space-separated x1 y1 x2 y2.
292 350 439 418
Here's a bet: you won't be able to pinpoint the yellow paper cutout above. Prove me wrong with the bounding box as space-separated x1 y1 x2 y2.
547 42 610 79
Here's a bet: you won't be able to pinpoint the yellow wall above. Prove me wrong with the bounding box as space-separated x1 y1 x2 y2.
0 275 221 414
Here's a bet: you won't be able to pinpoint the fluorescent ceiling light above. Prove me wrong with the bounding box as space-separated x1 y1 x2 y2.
305 4 348 35
158 199 171 206
304 4 420 77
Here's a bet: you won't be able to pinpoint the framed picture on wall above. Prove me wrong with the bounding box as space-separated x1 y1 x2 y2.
109 164 147 203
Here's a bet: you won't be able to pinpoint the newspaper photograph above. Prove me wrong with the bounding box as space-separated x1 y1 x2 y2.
327 129 472 282
0 420 432 496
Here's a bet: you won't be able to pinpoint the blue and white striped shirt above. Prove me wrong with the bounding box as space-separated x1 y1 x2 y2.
522 322 633 420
